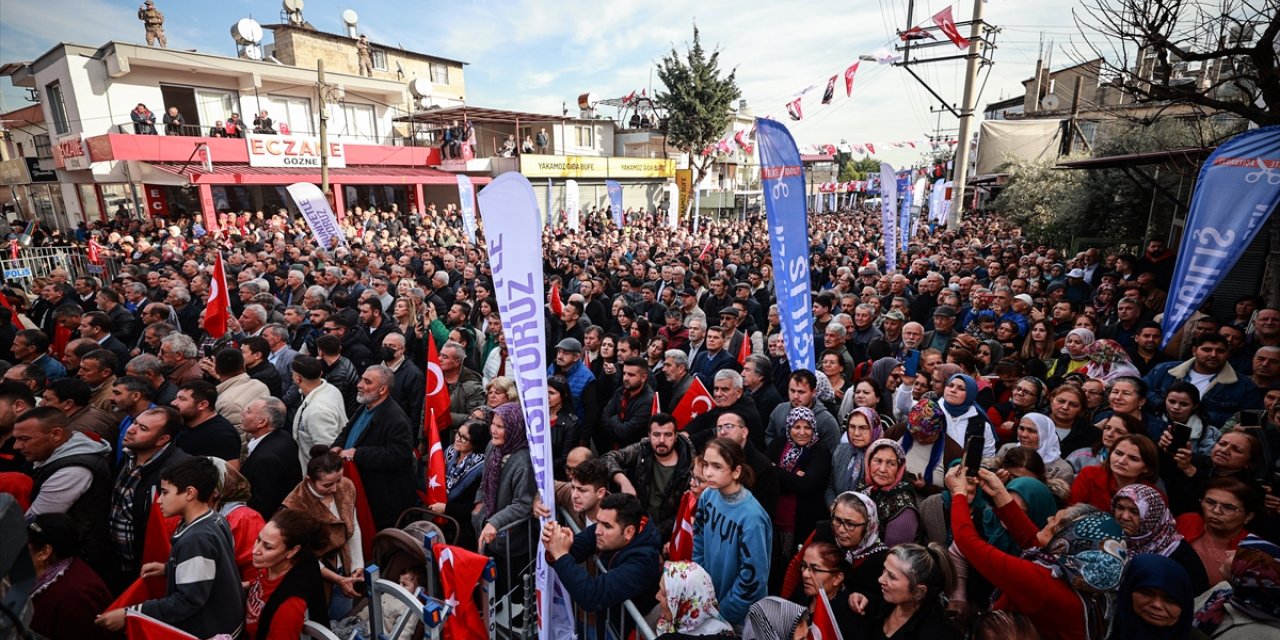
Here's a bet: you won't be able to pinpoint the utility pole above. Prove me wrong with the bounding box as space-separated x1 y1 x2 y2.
946 0 986 230
318 59 330 198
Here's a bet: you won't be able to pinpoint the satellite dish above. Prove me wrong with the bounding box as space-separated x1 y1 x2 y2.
577 92 599 110
1040 94 1061 110
341 9 359 25
408 78 433 99
231 18 263 45
417 97 434 110
283 0 304 10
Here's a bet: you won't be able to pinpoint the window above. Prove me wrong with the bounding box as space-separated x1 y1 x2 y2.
576 125 594 148
46 82 69 134
265 95 314 135
327 102 377 142
430 62 449 84
194 88 237 129
33 134 52 158
371 50 388 71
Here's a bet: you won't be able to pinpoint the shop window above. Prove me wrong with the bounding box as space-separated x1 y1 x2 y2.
33 134 52 158
46 82 69 134
430 62 449 84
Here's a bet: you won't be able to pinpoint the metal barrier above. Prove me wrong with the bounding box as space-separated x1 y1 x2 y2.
0 245 122 289
302 620 342 640
560 508 658 640
480 518 540 640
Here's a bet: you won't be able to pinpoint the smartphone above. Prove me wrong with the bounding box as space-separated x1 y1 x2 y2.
1167 422 1192 453
964 436 984 477
1239 410 1263 428
202 344 215 357
903 349 921 378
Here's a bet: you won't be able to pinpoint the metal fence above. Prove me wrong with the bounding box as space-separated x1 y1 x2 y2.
0 245 122 290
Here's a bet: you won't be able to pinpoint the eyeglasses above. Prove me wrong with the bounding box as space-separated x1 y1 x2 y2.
716 423 745 432
830 516 867 531
1201 497 1242 515
799 563 840 575
1013 387 1036 395
455 433 470 443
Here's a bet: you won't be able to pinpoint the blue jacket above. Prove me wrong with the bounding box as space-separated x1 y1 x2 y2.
1144 359 1262 427
549 359 595 423
551 517 662 619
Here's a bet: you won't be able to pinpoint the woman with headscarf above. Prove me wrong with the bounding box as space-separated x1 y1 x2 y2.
843 356 905 422
1108 553 1206 640
474 402 536 590
1193 535 1280 639
768 405 832 583
1112 484 1209 595
946 464 1129 640
1082 339 1141 383
814 370 840 418
978 340 1005 376
654 561 736 638
996 413 1076 484
828 407 883 503
1090 283 1118 323
900 399 960 493
939 373 998 459
211 457 267 581
743 597 806 640
988 376 1046 444
862 438 920 545
1047 328 1095 380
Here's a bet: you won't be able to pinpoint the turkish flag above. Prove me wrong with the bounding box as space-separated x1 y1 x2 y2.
671 377 714 429
425 408 447 506
899 26 937 40
866 143 876 154
652 390 661 416
202 252 232 339
433 543 495 640
932 6 970 49
808 587 845 640
0 293 23 330
549 282 563 316
87 238 103 265
822 76 836 104
737 331 750 365
844 62 860 97
342 459 377 559
125 610 197 640
668 491 697 562
425 338 452 433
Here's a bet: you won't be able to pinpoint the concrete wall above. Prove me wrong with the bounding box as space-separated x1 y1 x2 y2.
270 27 465 103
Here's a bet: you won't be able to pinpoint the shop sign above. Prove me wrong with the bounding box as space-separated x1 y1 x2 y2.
143 184 170 217
55 134 90 170
26 158 57 182
246 134 346 169
608 157 675 179
520 154 607 179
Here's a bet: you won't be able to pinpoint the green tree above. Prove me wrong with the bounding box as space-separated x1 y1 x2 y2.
655 25 742 214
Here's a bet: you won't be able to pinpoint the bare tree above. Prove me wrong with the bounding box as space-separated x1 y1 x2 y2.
1073 0 1280 126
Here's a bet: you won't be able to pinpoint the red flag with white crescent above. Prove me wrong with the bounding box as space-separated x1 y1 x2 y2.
671 377 714 429
342 459 377 559
786 97 803 121
736 331 750 365
932 6 970 49
125 610 197 640
808 586 845 640
549 282 564 315
425 337 451 433
425 408 447 506
201 252 232 339
668 491 697 561
433 543 493 640
87 238 103 265
844 62 859 97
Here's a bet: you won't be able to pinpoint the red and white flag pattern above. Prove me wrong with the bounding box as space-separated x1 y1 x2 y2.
932 6 971 49
425 408 447 506
671 377 714 428
844 62 859 97
786 97 804 121
433 543 493 640
808 586 845 640
668 490 697 562
425 338 451 433
125 610 197 639
201 252 232 339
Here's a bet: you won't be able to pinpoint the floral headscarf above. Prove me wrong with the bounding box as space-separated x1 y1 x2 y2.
1082 339 1140 382
780 406 817 472
1112 484 1182 557
906 399 945 441
863 438 907 488
1028 510 1127 593
840 491 888 562
1062 328 1096 360
814 371 837 404
481 402 529 518
1022 412 1063 463
1195 535 1280 632
655 561 733 636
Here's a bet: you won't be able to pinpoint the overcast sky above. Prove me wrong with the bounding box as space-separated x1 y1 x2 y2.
1 0 1091 167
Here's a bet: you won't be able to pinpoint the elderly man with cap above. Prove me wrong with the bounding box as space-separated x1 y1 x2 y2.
880 309 907 354
548 337 599 426
718 306 750 361
1005 293 1036 336
1063 267 1093 304
732 281 766 330
677 288 706 329
922 305 959 356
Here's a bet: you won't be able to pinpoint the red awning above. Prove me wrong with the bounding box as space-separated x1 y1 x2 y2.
146 162 488 186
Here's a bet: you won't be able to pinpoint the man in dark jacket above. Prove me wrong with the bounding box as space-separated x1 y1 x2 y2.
684 369 764 450
381 332 424 426
689 326 740 388
544 492 662 637
324 315 374 372
597 358 655 451
331 364 418 529
239 398 300 518
600 414 693 543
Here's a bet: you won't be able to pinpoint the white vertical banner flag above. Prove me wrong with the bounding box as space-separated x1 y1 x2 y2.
285 182 344 249
879 163 898 272
476 173 573 639
912 178 927 211
930 178 945 223
565 179 580 231
457 174 477 244
667 183 680 228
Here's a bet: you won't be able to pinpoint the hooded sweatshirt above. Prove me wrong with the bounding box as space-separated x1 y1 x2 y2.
28 430 112 517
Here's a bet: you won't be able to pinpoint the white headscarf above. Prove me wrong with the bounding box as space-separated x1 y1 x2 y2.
656 561 734 636
1024 412 1063 463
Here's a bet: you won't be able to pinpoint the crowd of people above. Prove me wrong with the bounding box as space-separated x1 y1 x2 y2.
1 198 1278 640
129 104 284 138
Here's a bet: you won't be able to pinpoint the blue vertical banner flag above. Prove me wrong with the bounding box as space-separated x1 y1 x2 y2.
605 179 624 227
476 173 574 639
897 172 913 254
456 175 477 244
1161 126 1280 346
756 118 815 373
879 163 898 272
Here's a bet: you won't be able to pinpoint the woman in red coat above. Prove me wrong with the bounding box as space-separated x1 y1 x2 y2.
1070 433 1160 511
946 464 1127 640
